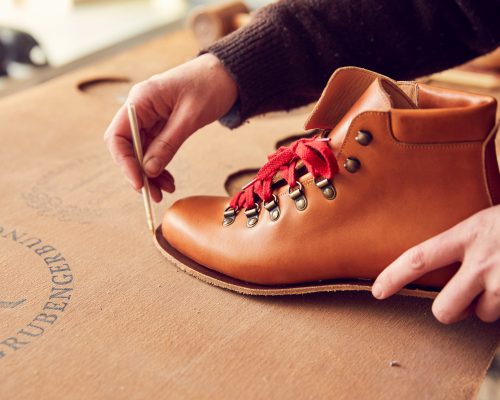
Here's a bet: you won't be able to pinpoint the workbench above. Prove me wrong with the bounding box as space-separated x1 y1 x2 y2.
0 29 499 399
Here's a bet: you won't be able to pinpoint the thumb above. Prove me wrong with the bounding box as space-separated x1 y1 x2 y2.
142 110 196 178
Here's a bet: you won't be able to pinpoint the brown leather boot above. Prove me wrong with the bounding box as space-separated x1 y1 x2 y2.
155 67 500 297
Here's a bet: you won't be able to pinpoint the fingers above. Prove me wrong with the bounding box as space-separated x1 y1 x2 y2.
104 102 144 190
106 127 143 190
475 288 500 322
372 223 465 299
135 170 176 204
372 206 500 324
106 108 176 197
104 80 170 190
150 170 176 203
143 106 196 178
107 107 176 199
431 262 483 324
475 264 500 322
149 181 163 203
104 103 130 143
154 170 176 193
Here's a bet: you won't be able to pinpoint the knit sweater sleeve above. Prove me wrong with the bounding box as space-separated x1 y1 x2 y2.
203 0 500 128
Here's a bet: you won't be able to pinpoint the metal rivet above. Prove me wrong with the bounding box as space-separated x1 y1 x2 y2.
295 197 307 210
247 216 258 227
222 207 237 226
355 130 373 146
344 157 361 173
314 177 337 200
270 208 280 220
289 182 307 211
263 195 280 221
244 205 260 228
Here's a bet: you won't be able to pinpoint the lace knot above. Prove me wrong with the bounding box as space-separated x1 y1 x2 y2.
229 136 338 210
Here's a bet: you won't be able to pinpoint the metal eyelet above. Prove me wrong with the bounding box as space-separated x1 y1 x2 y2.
314 177 337 200
344 157 361 173
355 130 372 146
321 128 332 138
222 206 237 226
263 194 280 221
244 203 260 228
288 181 307 211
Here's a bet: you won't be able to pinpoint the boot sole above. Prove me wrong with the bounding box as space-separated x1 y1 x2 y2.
154 226 439 299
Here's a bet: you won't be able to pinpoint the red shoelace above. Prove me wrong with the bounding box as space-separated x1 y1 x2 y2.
229 136 339 210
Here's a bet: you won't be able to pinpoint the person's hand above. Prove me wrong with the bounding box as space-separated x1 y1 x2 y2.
372 205 500 324
104 53 238 202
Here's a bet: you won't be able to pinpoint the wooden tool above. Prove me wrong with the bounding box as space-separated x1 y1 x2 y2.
127 102 156 234
189 0 251 47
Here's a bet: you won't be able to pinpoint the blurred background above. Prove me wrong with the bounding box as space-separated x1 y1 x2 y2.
0 0 269 97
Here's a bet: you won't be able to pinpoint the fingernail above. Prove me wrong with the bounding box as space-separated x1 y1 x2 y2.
372 282 383 299
144 157 161 176
167 181 176 193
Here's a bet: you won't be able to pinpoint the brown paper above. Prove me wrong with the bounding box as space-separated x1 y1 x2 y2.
0 30 499 399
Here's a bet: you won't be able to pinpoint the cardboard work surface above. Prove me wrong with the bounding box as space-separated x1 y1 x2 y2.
0 30 499 399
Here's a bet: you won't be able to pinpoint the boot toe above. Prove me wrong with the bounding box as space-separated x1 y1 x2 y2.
162 196 230 269
161 195 287 285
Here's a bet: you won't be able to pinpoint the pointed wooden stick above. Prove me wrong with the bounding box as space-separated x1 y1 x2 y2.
127 103 156 234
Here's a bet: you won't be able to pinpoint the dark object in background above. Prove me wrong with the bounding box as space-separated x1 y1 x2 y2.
0 27 48 77
0 41 7 76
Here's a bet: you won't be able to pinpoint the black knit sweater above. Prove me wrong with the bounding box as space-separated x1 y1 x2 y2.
204 0 500 128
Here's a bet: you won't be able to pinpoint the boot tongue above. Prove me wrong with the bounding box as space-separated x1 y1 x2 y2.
306 76 417 153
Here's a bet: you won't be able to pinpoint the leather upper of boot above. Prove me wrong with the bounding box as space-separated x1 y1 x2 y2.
162 67 499 287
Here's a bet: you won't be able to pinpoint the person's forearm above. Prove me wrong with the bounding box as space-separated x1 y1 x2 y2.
204 0 500 128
